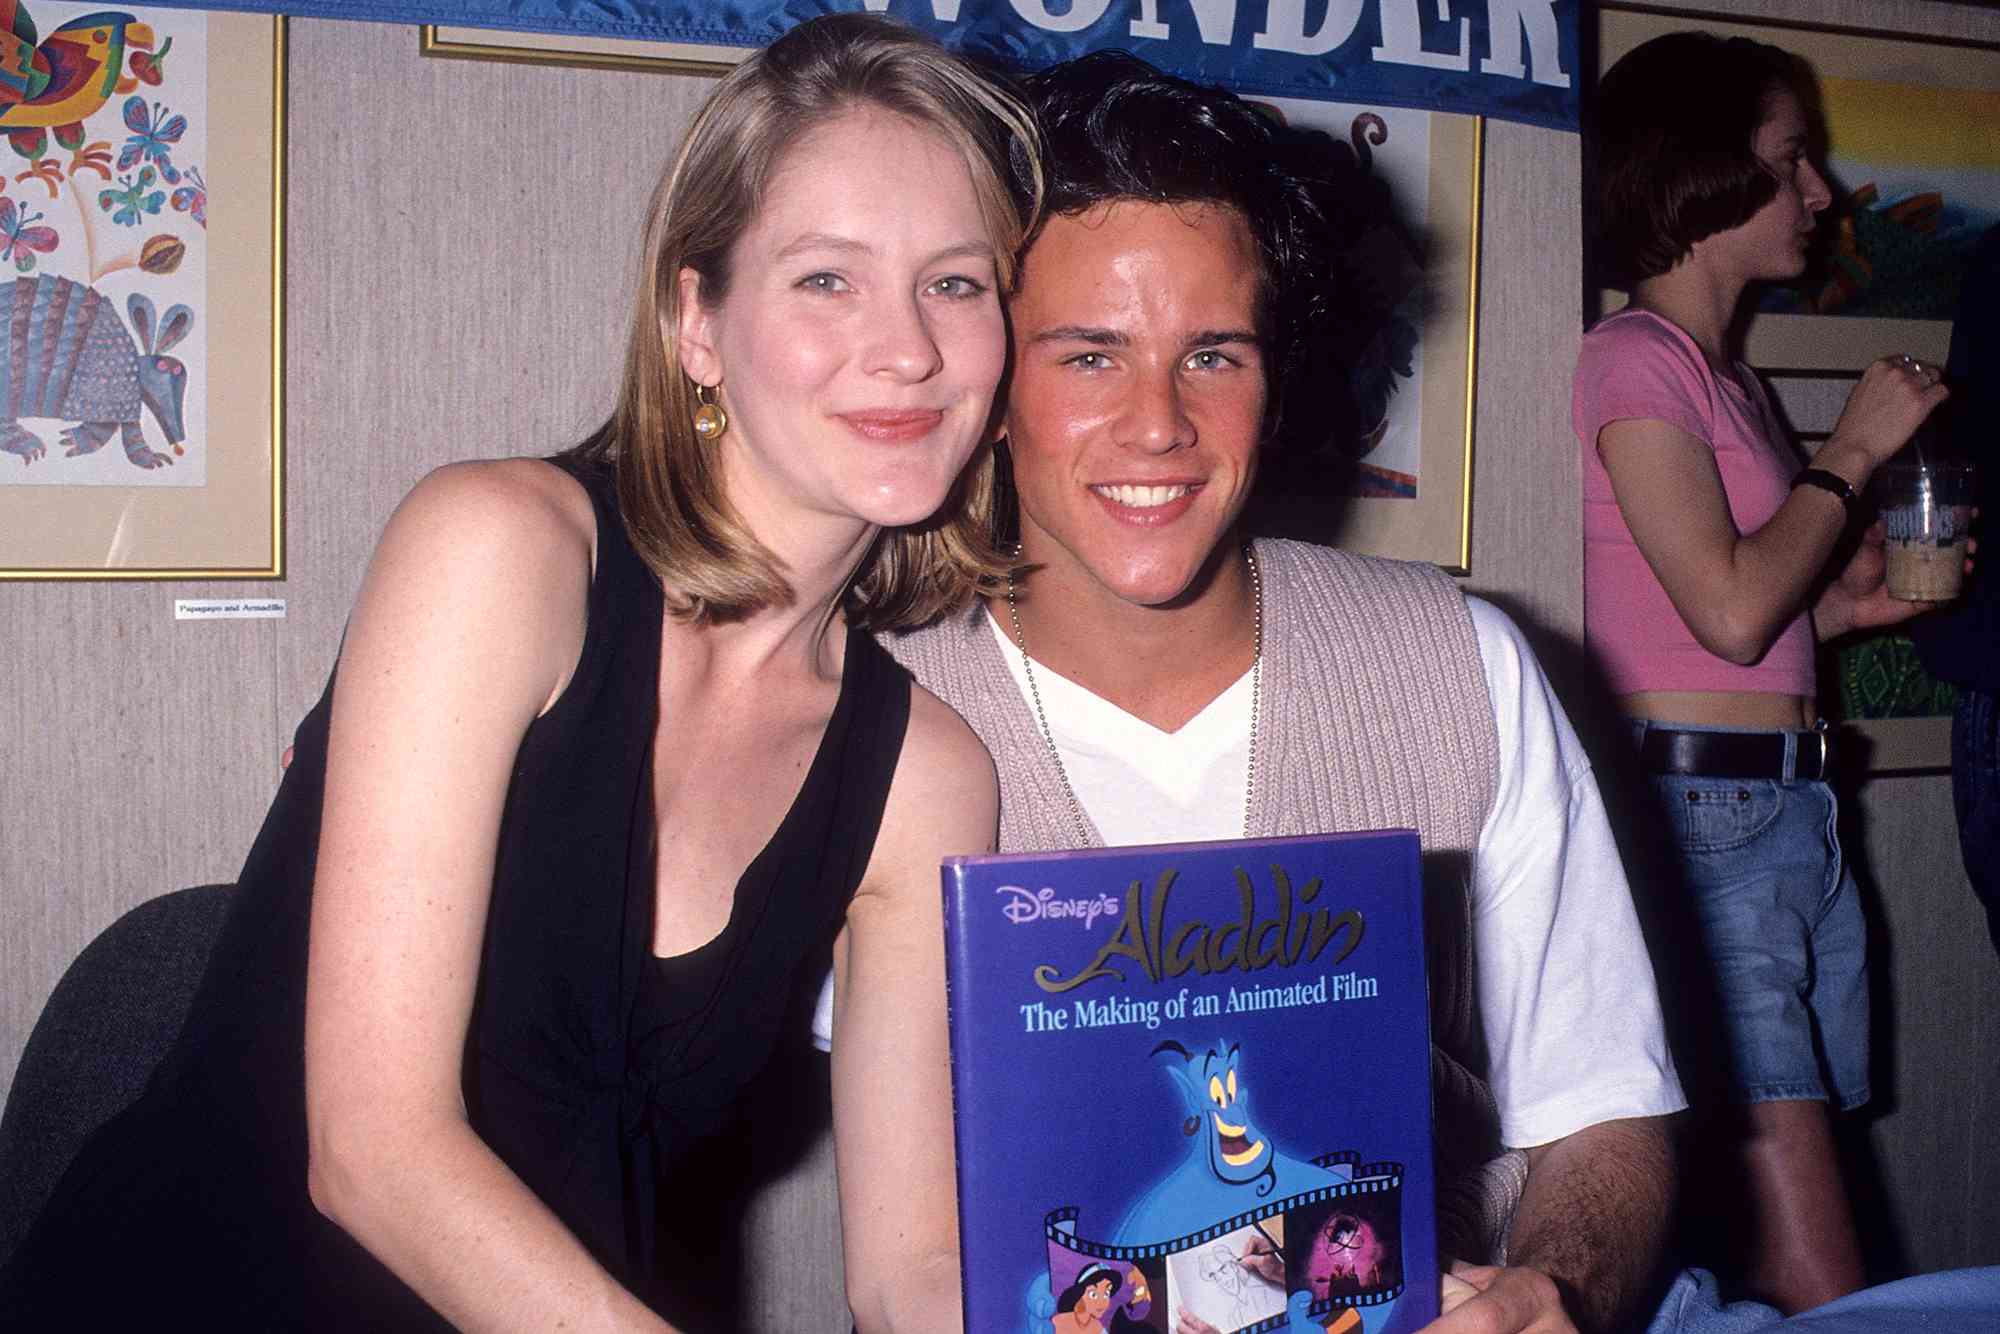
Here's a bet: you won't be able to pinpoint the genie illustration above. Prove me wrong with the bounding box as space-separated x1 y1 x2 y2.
1111 1039 1350 1244
1023 1038 1410 1334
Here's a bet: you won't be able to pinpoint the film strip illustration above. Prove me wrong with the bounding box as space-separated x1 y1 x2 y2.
1041 1152 1407 1334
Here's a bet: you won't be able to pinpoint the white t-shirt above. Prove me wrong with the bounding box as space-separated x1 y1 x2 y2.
817 597 1686 1148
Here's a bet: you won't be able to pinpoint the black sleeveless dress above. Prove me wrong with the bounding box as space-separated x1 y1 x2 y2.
0 454 912 1326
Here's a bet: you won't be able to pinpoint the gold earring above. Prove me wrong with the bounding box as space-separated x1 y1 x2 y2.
692 384 728 440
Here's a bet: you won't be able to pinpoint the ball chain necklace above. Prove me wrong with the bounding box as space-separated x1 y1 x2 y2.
1003 541 1263 848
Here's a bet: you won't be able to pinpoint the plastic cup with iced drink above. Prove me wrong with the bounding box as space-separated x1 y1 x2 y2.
1876 461 1975 602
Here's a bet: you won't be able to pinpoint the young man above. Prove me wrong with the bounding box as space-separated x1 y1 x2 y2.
880 53 1684 1334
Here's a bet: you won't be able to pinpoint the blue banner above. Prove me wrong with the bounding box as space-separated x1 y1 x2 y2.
172 0 1579 130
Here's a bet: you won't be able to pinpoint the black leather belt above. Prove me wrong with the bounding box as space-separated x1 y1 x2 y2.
1639 726 1832 782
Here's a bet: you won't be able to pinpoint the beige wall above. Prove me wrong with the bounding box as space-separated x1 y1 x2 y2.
3 0 1996 1316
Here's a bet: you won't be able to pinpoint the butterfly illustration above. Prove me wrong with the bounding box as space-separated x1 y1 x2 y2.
0 196 56 272
117 98 186 184
170 164 205 228
99 168 165 227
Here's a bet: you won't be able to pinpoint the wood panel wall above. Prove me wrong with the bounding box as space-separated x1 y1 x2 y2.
3 0 1995 1321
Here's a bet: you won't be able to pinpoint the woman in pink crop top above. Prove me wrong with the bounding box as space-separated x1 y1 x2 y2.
1581 31 1950 1315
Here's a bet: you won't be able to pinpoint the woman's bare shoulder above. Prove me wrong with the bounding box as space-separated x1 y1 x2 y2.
345 459 600 710
387 457 596 562
868 683 997 874
844 680 994 933
367 460 598 613
903 682 996 800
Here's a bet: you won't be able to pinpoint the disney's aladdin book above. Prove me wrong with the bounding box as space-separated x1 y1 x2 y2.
941 831 1436 1334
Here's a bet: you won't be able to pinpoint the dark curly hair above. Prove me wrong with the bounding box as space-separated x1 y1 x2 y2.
1009 51 1398 462
1592 30 1821 289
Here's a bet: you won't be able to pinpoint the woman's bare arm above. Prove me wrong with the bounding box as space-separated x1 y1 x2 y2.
832 687 999 1334
1597 356 1944 664
303 459 673 1333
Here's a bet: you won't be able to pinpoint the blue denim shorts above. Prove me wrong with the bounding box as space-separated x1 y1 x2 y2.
1638 722 1871 1110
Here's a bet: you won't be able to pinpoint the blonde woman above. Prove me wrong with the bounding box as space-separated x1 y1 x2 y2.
2 15 1039 1331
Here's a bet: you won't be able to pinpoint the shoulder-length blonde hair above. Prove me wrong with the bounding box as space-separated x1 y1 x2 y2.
577 13 1042 629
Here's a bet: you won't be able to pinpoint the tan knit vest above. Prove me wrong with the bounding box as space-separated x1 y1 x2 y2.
884 538 1513 1254
883 538 1495 855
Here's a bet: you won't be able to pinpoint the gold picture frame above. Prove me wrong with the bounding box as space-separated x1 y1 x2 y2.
0 10 286 580
1333 112 1480 573
1248 107 1483 573
419 24 749 77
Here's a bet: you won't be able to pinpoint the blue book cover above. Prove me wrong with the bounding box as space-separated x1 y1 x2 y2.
941 831 1437 1334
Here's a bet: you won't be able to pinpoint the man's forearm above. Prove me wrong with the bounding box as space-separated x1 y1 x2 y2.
1507 1116 1676 1334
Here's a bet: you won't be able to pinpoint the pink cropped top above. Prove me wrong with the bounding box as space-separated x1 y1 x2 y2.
1573 309 1815 697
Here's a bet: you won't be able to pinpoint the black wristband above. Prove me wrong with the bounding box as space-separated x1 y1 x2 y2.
1793 467 1858 517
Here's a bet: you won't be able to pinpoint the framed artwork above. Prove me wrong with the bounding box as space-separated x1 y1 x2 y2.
420 25 748 76
1248 103 1483 573
0 8 284 579
1598 5 2000 372
1836 655 1954 776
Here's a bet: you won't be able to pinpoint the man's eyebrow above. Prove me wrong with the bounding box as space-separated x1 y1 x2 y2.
1025 326 1261 351
1186 329 1260 349
1026 325 1129 348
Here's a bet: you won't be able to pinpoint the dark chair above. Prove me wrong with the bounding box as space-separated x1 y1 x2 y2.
0 883 232 1267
